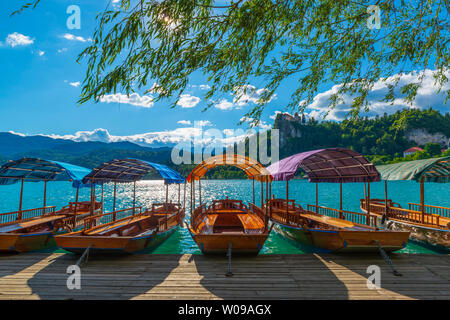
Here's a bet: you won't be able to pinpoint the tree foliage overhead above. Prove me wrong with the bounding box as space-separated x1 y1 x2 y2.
13 0 450 124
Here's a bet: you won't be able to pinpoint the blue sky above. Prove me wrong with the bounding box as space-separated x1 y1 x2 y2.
0 1 448 147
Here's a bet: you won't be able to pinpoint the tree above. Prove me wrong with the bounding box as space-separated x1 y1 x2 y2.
424 142 443 156
13 0 449 124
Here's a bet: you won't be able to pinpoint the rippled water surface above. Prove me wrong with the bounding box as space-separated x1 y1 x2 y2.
1 179 449 254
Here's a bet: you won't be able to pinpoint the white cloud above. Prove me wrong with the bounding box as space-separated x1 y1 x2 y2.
240 117 272 130
5 32 34 47
304 69 450 121
176 94 201 108
99 92 154 108
214 99 235 110
57 48 68 53
199 84 211 90
62 33 91 42
69 81 81 87
213 85 277 111
196 120 213 127
177 120 192 125
38 50 45 56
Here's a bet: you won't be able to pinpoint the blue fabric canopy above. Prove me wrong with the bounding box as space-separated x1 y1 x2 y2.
0 158 92 188
82 158 185 184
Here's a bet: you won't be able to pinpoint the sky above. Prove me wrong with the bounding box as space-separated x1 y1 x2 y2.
0 0 448 148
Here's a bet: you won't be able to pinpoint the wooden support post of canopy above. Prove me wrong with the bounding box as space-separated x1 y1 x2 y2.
252 179 255 205
178 183 181 205
286 180 289 223
190 180 193 216
133 181 136 215
43 180 47 209
18 178 24 220
192 179 195 210
315 182 318 214
339 181 343 219
366 180 371 226
265 180 269 232
113 182 117 212
101 184 104 214
89 179 95 228
72 187 79 229
165 183 169 229
384 180 389 217
183 182 186 214
260 181 264 209
199 179 202 206
420 177 425 223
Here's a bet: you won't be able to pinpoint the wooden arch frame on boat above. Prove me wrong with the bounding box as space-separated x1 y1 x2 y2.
0 158 101 253
187 154 273 255
54 158 187 254
266 148 410 253
361 156 450 248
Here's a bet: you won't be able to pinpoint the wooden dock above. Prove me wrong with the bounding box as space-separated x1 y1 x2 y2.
0 253 449 300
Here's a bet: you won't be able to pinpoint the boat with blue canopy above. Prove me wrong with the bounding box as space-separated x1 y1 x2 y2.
0 158 101 253
54 158 186 254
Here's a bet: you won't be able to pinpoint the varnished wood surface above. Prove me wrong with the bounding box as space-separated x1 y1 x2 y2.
0 253 449 300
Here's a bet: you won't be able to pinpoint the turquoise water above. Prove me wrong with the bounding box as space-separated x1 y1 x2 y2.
1 179 449 254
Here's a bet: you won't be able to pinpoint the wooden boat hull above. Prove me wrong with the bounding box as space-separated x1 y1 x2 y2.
274 222 408 253
0 232 53 253
362 210 450 248
55 226 178 254
188 228 268 254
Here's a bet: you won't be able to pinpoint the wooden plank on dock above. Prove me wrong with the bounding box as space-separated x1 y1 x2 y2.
0 253 449 300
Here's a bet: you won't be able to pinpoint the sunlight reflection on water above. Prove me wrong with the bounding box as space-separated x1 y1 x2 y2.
0 179 448 254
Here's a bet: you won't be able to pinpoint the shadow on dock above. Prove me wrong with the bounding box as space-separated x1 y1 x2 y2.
1 253 449 299
2 253 181 300
191 253 450 300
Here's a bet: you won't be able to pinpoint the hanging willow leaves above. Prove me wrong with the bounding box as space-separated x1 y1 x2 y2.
13 0 449 124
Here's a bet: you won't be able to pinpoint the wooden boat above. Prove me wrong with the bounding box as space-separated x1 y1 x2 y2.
54 158 186 254
55 203 184 254
187 155 271 254
269 199 409 252
0 158 99 253
361 199 449 248
360 157 450 248
266 148 410 253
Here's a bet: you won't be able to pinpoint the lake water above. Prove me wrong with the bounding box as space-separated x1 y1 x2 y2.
1 179 449 254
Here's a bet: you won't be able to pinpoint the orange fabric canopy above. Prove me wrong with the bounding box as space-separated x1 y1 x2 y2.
187 154 272 182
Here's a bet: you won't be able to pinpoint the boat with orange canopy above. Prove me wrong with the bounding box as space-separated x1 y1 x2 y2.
187 154 272 254
0 158 101 253
361 156 450 248
266 148 410 253
54 158 186 254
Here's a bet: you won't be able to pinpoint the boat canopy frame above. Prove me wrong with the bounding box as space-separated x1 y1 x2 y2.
82 158 185 185
376 156 450 183
187 154 272 183
82 158 186 224
266 148 380 183
0 158 93 222
375 156 450 223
